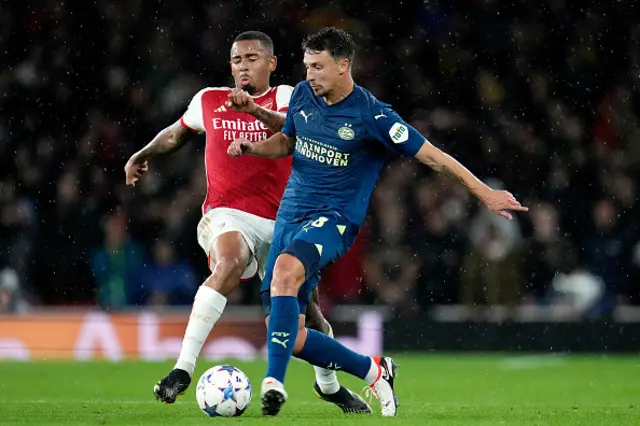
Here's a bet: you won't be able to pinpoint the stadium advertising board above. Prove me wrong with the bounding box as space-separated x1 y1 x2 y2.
0 311 383 361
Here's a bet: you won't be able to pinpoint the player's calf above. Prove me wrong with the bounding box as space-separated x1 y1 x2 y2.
305 290 331 334
170 236 250 379
304 293 371 413
154 246 249 399
293 327 398 416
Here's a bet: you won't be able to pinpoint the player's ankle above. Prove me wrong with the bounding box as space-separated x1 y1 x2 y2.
174 360 196 376
314 365 339 394
364 357 381 385
316 379 340 395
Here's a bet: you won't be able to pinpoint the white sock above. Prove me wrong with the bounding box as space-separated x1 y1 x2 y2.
314 321 341 394
364 358 381 385
174 285 227 376
314 366 340 394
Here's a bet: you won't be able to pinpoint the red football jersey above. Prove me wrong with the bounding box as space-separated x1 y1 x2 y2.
180 86 293 220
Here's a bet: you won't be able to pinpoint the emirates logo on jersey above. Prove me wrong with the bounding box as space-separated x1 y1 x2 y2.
212 117 270 142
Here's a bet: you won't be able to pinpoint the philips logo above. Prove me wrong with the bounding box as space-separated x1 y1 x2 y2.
389 122 408 144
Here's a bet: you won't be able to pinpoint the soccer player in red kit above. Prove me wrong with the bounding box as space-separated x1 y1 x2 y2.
124 31 370 413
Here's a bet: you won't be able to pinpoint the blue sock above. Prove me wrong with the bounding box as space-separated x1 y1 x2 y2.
265 296 300 383
297 329 370 379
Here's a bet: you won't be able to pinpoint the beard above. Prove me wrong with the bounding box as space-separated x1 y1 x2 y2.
241 83 257 95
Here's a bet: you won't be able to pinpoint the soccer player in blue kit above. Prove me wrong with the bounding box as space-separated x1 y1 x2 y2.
228 27 528 417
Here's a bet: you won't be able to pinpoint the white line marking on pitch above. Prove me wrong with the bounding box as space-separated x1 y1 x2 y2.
498 355 567 370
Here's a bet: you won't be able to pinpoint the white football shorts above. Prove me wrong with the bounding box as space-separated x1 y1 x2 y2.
196 207 275 280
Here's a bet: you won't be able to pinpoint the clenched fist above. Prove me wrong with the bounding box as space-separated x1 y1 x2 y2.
227 137 253 157
225 88 257 114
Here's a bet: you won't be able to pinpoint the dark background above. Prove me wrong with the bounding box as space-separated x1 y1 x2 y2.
1 0 639 325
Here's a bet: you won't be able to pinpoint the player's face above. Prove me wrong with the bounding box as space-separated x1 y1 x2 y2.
304 50 349 97
230 40 276 95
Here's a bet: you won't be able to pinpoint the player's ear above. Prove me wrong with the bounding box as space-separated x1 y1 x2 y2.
338 58 350 75
269 55 277 72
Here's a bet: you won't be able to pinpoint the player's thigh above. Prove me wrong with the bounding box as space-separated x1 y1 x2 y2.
283 213 357 282
197 208 270 280
209 231 251 267
239 211 275 281
263 214 354 318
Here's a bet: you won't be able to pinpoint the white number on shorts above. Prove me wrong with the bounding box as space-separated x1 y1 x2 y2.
311 217 328 228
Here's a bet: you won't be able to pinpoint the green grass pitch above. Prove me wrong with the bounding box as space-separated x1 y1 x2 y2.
0 354 638 425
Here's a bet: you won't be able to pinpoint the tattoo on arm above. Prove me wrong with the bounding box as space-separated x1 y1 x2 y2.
252 107 286 133
416 142 488 199
441 164 468 188
136 122 191 161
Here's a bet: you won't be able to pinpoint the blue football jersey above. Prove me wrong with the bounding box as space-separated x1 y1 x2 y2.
278 81 425 226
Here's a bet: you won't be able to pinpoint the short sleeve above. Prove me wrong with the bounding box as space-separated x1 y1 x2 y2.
180 89 207 134
275 85 294 113
367 105 425 157
281 83 303 138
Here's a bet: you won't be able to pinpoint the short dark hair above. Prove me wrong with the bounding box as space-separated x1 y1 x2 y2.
302 27 356 63
234 31 274 54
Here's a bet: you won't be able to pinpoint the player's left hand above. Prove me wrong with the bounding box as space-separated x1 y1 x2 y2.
226 88 257 114
227 137 253 157
124 155 149 187
479 189 528 220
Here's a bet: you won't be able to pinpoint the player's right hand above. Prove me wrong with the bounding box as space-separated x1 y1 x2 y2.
225 88 257 114
227 138 253 157
124 155 149 186
480 188 528 220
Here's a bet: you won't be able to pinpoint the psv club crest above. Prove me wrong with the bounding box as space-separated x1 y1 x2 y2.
338 123 355 140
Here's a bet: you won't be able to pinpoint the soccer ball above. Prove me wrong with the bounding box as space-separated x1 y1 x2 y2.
195 365 252 417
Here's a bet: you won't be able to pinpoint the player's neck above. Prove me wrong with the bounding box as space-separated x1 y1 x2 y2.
240 85 270 97
253 86 270 97
323 77 354 106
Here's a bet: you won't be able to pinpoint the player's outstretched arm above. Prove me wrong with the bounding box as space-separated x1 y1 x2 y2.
415 140 528 220
226 89 285 133
227 132 294 159
124 120 192 187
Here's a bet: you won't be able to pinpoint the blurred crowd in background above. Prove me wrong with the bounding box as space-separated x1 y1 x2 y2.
2 0 639 319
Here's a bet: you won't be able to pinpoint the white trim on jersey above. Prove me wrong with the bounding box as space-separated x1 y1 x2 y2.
248 87 272 98
181 87 232 134
181 85 293 131
275 85 294 112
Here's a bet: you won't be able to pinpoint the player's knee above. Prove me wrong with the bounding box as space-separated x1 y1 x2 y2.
271 254 305 297
205 255 246 295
